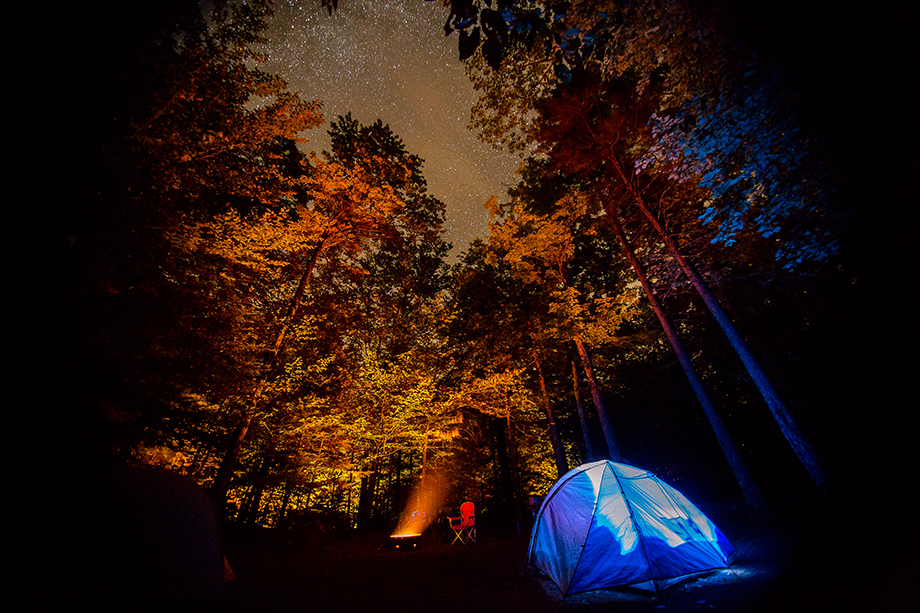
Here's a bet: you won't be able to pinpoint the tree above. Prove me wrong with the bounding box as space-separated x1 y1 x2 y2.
607 211 766 510
327 114 453 361
181 133 413 504
149 109 460 520
464 38 556 153
448 367 540 514
500 153 767 507
443 243 564 514
488 191 640 462
108 0 324 212
636 70 839 271
56 0 326 477
338 351 460 529
315 115 459 526
530 73 829 496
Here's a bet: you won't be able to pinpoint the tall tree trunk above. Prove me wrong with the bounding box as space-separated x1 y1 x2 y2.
609 214 766 511
505 415 525 533
608 154 828 496
241 450 274 525
493 417 516 527
210 234 332 507
271 232 332 356
573 335 622 461
209 414 252 506
357 470 378 532
572 360 594 463
278 479 294 526
533 350 568 477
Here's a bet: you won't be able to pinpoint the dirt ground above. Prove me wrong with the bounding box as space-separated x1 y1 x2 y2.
221 507 917 613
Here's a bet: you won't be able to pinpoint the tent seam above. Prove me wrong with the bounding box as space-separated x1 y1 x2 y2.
527 463 596 578
563 462 609 596
611 465 659 591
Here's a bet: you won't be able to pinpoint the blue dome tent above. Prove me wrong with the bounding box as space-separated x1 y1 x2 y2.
527 460 734 595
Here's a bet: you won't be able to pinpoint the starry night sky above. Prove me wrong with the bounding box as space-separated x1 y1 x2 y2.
263 0 521 260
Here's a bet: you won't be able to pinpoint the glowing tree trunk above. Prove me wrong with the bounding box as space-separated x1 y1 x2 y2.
573 335 622 461
609 155 828 496
210 412 253 506
534 349 568 478
609 214 766 510
572 360 594 463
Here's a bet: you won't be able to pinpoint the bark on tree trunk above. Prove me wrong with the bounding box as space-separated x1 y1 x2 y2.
608 154 828 496
272 233 331 356
209 415 251 506
609 214 766 511
534 350 569 478
357 470 378 532
278 480 294 526
573 335 622 461
493 418 515 526
572 360 594 463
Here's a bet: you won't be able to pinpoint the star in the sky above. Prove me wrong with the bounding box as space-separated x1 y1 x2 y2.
264 0 520 260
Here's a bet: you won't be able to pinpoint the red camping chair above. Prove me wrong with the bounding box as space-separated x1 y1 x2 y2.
447 501 476 544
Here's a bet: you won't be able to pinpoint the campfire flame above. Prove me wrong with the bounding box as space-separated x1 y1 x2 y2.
391 475 447 538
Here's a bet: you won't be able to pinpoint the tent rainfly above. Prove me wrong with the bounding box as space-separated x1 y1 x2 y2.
527 460 734 594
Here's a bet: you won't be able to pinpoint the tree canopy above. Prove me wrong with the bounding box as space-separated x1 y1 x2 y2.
44 0 913 536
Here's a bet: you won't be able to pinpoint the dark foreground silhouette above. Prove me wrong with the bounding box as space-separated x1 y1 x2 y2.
59 471 916 613
221 505 916 613
67 465 228 612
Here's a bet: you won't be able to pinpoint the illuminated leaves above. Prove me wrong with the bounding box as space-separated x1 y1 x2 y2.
209 114 455 486
638 73 839 270
488 191 638 346
452 368 536 422
304 156 406 248
460 2 839 275
465 37 556 152
548 286 639 348
170 147 409 316
489 192 587 285
340 351 461 469
111 0 322 220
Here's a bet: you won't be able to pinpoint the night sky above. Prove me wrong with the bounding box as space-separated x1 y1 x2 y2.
262 0 521 260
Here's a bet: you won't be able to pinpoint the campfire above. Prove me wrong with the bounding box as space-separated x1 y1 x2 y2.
389 475 446 550
390 533 421 549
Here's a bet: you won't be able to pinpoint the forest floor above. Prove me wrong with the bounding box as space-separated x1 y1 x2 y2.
221 504 917 613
